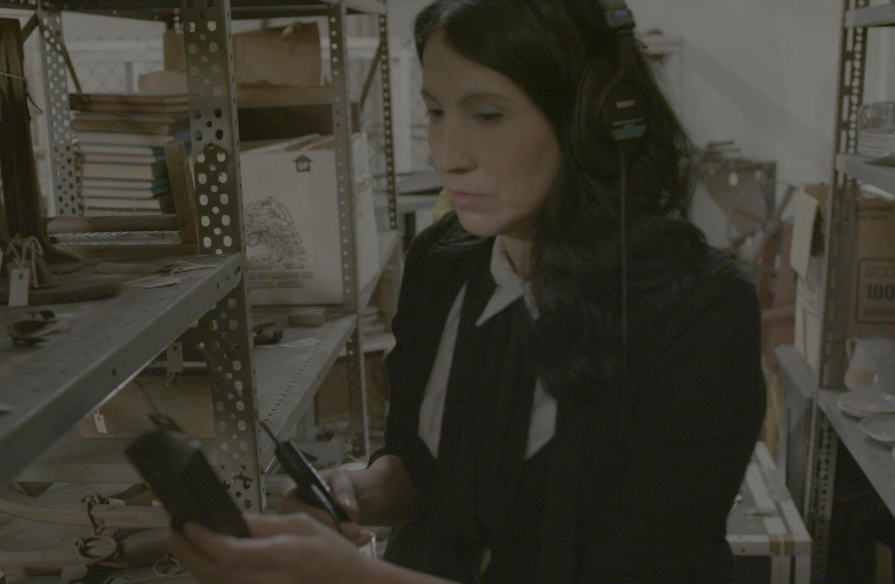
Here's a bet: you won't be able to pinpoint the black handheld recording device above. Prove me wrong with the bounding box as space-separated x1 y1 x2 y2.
257 418 351 524
126 414 251 537
197 343 350 526
126 343 351 538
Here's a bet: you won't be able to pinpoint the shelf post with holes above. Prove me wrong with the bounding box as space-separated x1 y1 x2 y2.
793 0 867 580
180 0 263 512
327 1 371 459
35 5 80 216
379 13 399 233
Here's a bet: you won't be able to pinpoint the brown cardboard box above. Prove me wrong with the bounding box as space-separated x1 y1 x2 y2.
138 69 187 94
315 352 388 433
139 71 335 108
162 22 322 89
791 190 895 370
847 197 895 339
164 28 184 72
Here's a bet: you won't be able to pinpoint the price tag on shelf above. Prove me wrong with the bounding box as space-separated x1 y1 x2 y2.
93 412 108 435
167 342 184 374
8 268 30 307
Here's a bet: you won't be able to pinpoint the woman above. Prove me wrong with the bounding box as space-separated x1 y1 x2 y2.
169 0 766 582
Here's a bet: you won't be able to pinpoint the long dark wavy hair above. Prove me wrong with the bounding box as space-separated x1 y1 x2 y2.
416 0 708 400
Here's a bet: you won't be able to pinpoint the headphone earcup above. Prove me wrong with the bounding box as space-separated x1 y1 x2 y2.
600 78 648 159
573 58 626 182
573 61 649 182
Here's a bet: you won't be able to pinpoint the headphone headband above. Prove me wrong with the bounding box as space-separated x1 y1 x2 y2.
595 0 636 33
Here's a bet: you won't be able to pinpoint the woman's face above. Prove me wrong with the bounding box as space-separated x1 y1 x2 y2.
421 32 562 240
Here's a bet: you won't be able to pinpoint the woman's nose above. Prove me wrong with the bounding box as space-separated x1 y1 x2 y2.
430 121 475 175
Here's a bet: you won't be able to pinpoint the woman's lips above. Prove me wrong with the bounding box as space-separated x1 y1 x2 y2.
448 189 484 209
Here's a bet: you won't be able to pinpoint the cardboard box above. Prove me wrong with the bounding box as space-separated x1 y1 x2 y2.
163 22 322 89
237 102 359 142
847 197 895 339
241 133 380 305
315 351 389 433
790 184 895 370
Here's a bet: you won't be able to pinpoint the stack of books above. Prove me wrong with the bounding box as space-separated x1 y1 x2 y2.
70 93 190 215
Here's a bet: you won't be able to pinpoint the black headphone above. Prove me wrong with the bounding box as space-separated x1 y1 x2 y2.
586 0 649 165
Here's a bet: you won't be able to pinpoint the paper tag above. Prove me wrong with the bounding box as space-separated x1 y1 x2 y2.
790 192 819 278
8 268 30 307
167 342 184 374
93 412 108 434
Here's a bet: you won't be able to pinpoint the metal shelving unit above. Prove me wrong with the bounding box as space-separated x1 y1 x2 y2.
836 153 895 195
846 3 895 28
777 3 895 579
256 315 357 470
0 0 397 527
0 254 241 486
358 228 399 312
817 389 895 516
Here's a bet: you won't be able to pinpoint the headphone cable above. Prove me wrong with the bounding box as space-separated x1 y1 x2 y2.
618 157 629 469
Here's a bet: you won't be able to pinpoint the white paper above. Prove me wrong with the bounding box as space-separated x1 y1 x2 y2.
790 192 820 278
167 342 184 373
93 412 108 435
8 268 30 307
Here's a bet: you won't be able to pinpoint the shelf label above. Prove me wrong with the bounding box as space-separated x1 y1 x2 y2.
93 411 108 435
167 342 184 374
8 268 29 307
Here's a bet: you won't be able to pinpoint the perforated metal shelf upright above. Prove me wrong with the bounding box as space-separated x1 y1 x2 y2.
0 0 399 504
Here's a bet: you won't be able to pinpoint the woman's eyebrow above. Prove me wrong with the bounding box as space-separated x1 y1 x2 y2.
459 92 513 106
420 89 513 105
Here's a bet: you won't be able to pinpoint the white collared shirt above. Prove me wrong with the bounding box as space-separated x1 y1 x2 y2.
418 236 557 460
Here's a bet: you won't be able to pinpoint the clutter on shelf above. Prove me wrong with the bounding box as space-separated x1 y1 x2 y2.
70 92 191 216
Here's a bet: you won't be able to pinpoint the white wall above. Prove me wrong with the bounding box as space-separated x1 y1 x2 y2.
35 1 895 189
388 0 895 188
388 0 428 40
630 0 895 187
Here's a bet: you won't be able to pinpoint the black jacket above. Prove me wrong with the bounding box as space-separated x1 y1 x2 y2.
380 213 766 583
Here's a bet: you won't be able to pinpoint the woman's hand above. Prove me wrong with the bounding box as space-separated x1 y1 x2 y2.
167 513 370 584
278 467 371 546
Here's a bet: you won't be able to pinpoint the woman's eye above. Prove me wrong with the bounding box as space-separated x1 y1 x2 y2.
474 112 504 123
426 108 444 119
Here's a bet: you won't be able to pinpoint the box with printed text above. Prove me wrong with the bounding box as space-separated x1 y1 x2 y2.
240 133 380 305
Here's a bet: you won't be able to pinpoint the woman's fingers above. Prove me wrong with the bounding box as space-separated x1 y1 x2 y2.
183 522 306 569
328 468 361 523
247 513 372 547
247 512 320 538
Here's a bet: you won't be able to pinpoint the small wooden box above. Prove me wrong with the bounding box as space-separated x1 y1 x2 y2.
728 442 812 584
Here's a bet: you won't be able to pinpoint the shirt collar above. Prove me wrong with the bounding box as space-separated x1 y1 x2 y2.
476 236 535 326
